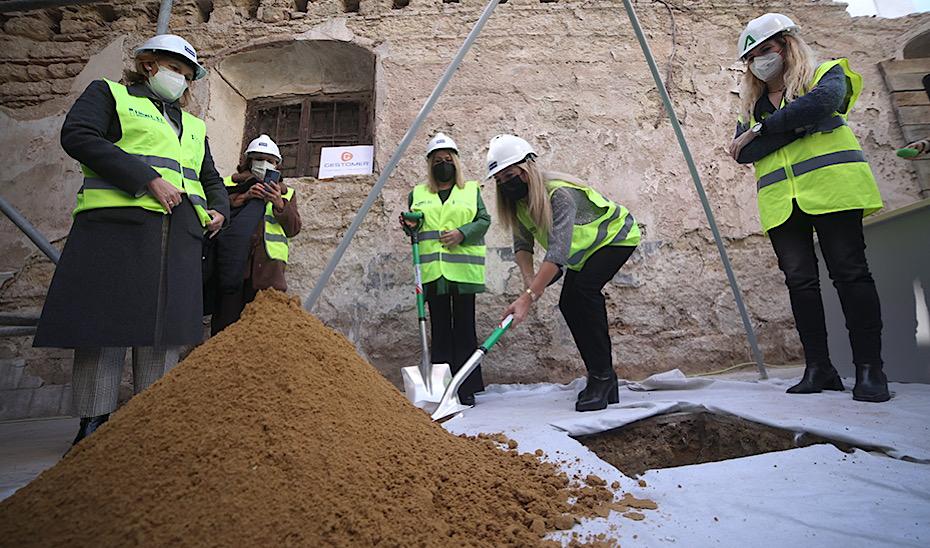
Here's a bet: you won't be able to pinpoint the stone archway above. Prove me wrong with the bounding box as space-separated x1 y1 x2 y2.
204 39 376 176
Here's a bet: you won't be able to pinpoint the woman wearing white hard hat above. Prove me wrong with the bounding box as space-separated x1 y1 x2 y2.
34 34 229 446
205 134 301 335
489 135 640 412
729 13 888 402
400 133 490 406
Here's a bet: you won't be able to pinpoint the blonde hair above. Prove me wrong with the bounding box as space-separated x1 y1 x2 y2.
425 150 465 193
739 33 817 124
495 158 584 236
124 51 192 107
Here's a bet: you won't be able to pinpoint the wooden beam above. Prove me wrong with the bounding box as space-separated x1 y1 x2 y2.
892 91 930 108
902 124 930 142
897 105 930 125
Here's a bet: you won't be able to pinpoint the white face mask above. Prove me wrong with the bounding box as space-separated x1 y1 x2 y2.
250 159 275 181
147 66 188 102
750 52 784 82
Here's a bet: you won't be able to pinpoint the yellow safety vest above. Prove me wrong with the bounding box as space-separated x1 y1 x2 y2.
74 79 211 226
516 180 640 271
747 59 882 232
411 181 486 285
264 187 294 263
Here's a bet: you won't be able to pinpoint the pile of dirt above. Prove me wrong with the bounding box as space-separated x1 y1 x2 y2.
0 291 631 546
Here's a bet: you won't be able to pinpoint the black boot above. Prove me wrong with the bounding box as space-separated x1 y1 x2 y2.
71 414 109 447
786 361 845 394
576 374 619 412
459 392 476 406
853 363 890 402
577 370 618 402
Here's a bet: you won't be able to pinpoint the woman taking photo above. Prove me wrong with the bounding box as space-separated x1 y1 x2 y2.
34 34 229 445
729 13 889 402
489 134 640 412
401 133 490 406
206 134 301 335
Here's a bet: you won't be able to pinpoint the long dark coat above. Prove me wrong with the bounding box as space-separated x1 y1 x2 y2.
34 80 230 348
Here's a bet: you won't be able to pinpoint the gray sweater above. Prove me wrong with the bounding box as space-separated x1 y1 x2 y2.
513 186 608 266
735 64 848 164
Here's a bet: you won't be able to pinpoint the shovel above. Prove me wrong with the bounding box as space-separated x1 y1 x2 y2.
400 211 453 405
430 314 514 421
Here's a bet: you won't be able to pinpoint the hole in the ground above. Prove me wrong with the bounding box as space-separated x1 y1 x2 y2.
343 0 360 13
574 411 857 477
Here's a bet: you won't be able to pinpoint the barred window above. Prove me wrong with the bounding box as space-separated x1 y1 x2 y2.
243 94 372 178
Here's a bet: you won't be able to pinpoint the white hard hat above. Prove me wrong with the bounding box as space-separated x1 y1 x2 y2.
486 134 535 179
135 34 208 80
245 134 281 161
737 13 799 60
426 132 458 156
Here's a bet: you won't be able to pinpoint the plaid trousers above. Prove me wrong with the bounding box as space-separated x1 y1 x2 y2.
71 346 179 417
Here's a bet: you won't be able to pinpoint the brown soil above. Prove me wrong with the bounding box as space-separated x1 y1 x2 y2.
0 291 635 547
576 411 852 477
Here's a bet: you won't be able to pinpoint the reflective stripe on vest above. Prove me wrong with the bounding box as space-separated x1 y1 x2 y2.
411 181 486 285
74 79 211 226
745 59 882 232
516 180 640 272
264 186 295 263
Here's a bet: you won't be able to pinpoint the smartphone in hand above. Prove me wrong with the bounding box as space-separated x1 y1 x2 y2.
263 169 281 187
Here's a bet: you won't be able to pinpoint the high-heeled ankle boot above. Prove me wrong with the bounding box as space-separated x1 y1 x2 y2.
853 363 890 402
71 413 109 446
786 361 845 394
576 374 619 412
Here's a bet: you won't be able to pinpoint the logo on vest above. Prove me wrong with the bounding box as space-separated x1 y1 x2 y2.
127 107 165 124
341 151 354 162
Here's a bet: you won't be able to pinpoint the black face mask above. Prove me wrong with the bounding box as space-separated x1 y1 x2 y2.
498 174 529 201
432 161 456 183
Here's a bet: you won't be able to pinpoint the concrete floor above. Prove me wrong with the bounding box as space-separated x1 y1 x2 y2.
0 417 77 501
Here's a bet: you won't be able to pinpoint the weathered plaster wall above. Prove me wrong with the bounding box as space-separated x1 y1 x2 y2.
0 0 926 419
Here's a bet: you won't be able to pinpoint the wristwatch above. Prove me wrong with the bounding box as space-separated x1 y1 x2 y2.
750 122 764 136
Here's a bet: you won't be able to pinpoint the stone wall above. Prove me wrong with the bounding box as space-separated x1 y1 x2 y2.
1 0 926 419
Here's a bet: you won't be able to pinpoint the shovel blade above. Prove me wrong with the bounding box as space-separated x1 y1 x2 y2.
428 395 471 422
402 363 452 407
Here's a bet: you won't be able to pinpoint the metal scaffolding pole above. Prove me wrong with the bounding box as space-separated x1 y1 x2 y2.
304 0 502 311
156 0 173 34
620 0 768 379
0 196 60 264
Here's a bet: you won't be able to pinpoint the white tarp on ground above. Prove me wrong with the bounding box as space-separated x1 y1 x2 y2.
443 374 930 547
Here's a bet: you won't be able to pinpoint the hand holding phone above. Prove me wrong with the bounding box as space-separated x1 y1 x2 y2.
263 168 281 186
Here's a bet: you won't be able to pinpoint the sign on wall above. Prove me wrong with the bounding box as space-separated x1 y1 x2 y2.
318 145 375 179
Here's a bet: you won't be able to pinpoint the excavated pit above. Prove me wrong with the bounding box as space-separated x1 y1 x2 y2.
575 411 857 478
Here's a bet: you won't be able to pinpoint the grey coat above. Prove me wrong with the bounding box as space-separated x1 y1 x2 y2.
34 81 229 348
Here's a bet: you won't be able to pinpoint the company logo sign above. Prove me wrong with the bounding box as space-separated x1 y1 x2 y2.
318 145 374 179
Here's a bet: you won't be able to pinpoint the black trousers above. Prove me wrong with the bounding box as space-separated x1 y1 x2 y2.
768 202 883 366
558 245 636 377
427 292 484 398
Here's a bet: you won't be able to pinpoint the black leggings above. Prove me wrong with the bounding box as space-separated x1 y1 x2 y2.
768 202 882 366
427 292 484 398
559 245 636 377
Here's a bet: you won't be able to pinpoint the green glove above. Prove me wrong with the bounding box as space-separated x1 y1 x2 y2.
897 148 919 159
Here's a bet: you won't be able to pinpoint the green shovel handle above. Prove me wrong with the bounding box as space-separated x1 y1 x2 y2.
480 315 513 351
